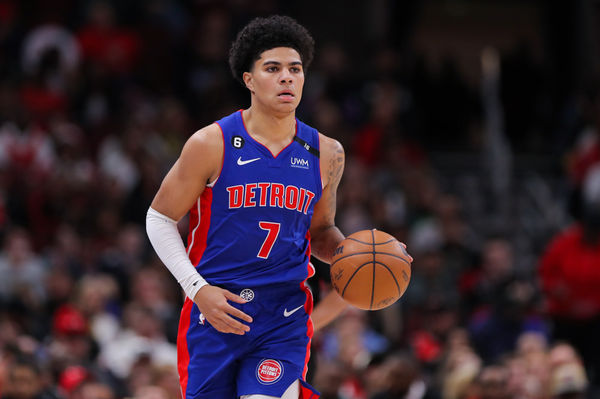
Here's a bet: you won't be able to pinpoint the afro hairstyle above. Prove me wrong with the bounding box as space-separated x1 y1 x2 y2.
229 15 315 86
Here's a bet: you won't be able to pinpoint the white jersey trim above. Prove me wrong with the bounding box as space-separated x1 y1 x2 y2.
186 198 202 256
206 122 225 188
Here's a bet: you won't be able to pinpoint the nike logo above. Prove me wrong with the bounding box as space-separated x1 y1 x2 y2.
283 305 304 317
237 156 260 166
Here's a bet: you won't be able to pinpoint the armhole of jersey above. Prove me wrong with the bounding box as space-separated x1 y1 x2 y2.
207 122 226 188
316 131 324 192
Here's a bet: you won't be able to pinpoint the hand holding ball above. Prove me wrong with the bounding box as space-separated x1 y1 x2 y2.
330 229 412 310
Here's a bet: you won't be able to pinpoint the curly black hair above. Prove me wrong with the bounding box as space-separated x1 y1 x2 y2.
229 15 315 86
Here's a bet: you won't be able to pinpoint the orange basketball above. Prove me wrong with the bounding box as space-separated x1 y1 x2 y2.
330 229 412 310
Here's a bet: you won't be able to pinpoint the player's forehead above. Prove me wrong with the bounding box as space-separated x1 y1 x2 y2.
256 47 302 65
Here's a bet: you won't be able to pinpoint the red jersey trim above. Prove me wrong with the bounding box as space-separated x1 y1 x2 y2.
187 188 213 266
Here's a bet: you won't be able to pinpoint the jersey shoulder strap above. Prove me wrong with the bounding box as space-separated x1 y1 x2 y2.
214 110 243 138
294 119 320 158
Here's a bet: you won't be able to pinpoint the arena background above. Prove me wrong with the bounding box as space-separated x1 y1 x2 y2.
0 0 599 398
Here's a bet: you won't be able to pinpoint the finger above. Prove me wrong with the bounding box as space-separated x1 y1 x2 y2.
208 315 248 335
223 290 248 304
399 242 414 262
226 304 253 323
220 313 251 333
212 320 246 335
221 325 247 335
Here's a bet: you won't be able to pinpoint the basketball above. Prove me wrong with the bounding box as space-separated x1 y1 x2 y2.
330 229 412 310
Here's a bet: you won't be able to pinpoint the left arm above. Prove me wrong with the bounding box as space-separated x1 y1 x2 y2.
309 134 348 331
309 135 345 263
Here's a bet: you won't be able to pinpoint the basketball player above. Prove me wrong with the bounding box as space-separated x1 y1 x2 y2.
146 15 348 399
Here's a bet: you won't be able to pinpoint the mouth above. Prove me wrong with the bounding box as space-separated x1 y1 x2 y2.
277 90 295 101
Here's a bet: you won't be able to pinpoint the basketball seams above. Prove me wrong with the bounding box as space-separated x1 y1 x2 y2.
345 237 396 246
374 262 401 295
343 262 401 310
331 251 411 267
340 260 377 296
331 229 411 310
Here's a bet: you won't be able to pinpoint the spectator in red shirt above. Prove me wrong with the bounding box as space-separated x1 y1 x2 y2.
76 2 140 75
538 165 600 391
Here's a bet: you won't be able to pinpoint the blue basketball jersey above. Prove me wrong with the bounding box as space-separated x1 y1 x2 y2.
186 109 323 289
177 110 323 398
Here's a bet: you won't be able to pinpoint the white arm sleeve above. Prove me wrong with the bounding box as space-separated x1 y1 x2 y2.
146 207 208 300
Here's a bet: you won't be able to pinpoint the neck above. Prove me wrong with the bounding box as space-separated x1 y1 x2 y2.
243 105 296 141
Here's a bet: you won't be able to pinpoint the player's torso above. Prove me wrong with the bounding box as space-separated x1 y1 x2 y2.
187 110 322 288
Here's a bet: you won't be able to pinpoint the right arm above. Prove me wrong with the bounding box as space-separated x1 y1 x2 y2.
151 123 223 219
146 124 253 335
309 135 349 330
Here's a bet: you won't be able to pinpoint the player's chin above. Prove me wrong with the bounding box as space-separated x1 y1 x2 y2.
272 101 299 114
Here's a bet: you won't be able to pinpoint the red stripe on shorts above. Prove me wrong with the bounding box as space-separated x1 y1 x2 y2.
301 231 315 379
177 298 193 398
179 188 213 397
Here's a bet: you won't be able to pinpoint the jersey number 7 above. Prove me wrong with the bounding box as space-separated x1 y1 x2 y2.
257 221 280 259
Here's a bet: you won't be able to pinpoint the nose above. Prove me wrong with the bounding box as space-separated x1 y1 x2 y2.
280 69 293 83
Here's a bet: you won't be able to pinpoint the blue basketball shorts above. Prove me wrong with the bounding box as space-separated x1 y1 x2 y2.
176 284 320 399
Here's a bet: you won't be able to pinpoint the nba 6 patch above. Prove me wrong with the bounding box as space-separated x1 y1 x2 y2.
256 359 283 385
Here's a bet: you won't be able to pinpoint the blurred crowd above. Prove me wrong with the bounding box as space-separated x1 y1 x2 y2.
1 1 600 399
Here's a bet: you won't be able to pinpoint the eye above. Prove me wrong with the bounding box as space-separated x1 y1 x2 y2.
266 66 278 72
290 67 302 73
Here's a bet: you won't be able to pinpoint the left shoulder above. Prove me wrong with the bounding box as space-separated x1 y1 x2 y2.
318 132 345 189
318 133 344 156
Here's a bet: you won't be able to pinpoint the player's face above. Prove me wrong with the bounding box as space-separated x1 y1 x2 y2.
244 47 304 114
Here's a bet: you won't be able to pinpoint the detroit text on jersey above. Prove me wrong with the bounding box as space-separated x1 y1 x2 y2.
226 183 316 214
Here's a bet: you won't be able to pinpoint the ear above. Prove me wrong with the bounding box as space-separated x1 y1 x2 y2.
243 72 254 93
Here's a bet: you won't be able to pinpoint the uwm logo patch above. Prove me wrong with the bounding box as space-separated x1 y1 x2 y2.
256 359 283 385
290 157 309 169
